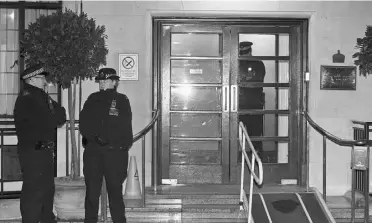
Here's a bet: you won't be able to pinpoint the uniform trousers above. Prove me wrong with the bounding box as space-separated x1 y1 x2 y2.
239 88 264 156
18 150 56 223
83 147 129 223
240 115 263 156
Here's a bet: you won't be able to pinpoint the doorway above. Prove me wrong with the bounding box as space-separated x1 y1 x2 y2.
153 18 308 186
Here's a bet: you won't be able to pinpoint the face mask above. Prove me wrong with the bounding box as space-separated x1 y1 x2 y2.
30 76 47 90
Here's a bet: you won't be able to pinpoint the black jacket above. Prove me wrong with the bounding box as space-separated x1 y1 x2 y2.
239 60 266 109
14 83 67 150
79 89 133 149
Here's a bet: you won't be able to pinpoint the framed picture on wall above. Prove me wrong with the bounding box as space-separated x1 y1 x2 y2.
320 65 356 90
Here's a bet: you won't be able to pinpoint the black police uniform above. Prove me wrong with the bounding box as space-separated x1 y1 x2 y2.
13 64 67 223
239 42 266 155
79 68 133 223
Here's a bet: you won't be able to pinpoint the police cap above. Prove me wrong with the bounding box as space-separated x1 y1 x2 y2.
21 64 49 80
239 41 253 54
95 68 119 81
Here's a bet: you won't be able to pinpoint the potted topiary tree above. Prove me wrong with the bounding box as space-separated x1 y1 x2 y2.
353 25 372 76
20 8 108 220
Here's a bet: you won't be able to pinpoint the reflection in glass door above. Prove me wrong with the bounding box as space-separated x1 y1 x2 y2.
161 26 230 184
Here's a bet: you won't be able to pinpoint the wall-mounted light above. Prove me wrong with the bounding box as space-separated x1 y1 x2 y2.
333 50 345 63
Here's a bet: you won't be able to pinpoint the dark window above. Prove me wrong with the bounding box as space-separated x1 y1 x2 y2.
0 0 62 198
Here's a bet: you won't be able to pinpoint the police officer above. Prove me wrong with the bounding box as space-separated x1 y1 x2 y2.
13 64 67 223
79 68 133 223
239 41 266 156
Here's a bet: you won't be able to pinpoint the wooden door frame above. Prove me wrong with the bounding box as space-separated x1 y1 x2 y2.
152 17 309 187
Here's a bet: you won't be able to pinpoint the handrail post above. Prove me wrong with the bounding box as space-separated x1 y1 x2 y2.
304 72 310 192
142 136 146 207
351 149 356 223
323 135 327 201
239 126 244 208
364 146 370 223
65 123 69 176
248 155 255 223
153 122 158 192
239 149 245 208
363 124 370 223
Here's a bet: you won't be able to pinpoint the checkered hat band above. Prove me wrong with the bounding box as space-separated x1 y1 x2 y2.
22 67 45 79
105 74 116 78
240 46 251 51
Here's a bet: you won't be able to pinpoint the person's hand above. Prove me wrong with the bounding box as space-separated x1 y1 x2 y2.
93 134 109 146
45 95 54 112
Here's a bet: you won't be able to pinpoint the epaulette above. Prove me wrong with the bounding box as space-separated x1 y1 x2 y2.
120 94 130 102
116 92 128 100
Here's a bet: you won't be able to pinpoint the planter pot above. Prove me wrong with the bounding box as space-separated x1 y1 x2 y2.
54 176 86 220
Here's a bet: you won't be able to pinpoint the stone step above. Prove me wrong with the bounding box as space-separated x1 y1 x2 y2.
100 203 246 221
327 195 372 221
124 204 245 220
181 204 245 219
145 194 240 205
335 220 372 223
0 221 243 223
330 208 370 219
0 204 246 222
125 218 248 223
181 218 247 223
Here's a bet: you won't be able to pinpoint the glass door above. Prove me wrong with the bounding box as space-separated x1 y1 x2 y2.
157 21 305 185
229 26 303 184
160 24 231 184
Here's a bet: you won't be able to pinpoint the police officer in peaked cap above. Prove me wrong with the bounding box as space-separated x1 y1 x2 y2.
79 68 133 223
13 63 67 223
238 41 266 157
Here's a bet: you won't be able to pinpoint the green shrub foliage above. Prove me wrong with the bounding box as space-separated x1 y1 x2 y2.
353 25 372 76
21 8 108 88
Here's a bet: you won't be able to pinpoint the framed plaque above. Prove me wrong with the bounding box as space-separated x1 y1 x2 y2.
320 65 356 90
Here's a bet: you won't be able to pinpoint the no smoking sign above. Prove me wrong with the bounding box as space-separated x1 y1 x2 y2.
122 57 135 69
119 53 138 80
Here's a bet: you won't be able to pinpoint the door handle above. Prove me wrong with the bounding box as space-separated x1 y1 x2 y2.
222 85 229 112
231 85 237 112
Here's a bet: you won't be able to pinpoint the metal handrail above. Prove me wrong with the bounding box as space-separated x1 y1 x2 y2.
133 109 160 142
303 77 371 222
352 120 372 126
238 121 263 223
132 108 160 207
303 111 372 223
303 111 370 200
303 112 368 147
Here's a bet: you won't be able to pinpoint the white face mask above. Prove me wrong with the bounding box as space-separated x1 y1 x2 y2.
30 75 47 90
99 79 117 90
